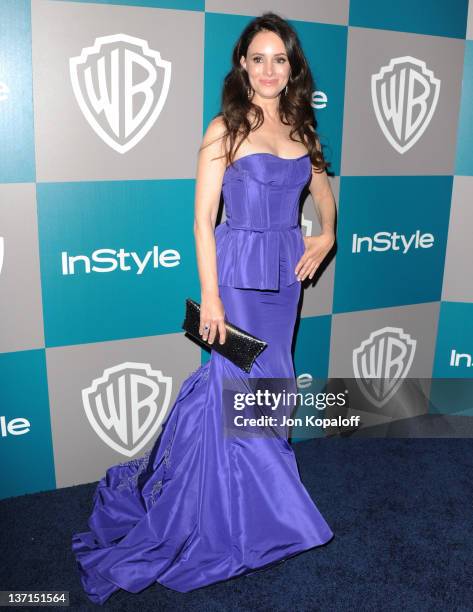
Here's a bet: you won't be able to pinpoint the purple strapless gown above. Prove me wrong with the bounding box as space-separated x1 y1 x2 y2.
71 153 334 605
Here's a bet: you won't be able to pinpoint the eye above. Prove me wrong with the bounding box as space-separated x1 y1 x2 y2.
252 56 287 63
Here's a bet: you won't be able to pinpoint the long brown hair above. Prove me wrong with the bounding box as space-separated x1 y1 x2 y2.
205 12 330 174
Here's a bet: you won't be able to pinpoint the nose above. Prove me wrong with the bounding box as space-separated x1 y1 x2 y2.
263 60 273 76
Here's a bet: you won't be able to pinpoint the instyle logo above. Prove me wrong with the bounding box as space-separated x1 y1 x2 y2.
82 362 173 457
61 245 180 275
449 349 473 368
69 34 172 154
0 416 31 437
352 230 434 254
296 372 313 389
353 326 417 408
311 90 328 110
371 56 441 154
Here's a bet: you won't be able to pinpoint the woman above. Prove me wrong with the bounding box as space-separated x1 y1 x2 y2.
72 12 337 605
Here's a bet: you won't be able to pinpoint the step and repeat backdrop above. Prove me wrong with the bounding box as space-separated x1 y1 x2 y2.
0 0 472 500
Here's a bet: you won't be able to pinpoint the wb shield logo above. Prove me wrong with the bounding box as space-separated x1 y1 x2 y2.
82 362 173 457
371 56 440 154
352 327 417 408
69 34 172 154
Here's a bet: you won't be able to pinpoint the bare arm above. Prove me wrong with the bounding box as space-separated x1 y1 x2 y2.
307 140 336 239
193 116 228 344
295 138 337 281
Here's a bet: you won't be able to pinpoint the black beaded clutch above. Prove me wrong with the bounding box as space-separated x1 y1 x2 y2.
182 298 267 373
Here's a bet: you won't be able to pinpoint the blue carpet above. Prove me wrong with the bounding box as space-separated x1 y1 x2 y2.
0 438 471 611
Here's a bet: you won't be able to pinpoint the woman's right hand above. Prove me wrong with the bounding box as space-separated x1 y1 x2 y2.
199 294 226 345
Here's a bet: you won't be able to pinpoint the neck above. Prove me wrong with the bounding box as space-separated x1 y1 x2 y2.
251 94 280 120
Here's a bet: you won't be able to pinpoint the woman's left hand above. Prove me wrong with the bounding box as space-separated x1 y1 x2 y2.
294 232 335 282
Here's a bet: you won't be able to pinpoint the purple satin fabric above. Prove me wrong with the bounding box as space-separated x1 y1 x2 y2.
216 153 310 290
71 154 333 605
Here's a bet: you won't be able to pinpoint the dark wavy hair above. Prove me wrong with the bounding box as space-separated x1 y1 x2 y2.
206 11 330 174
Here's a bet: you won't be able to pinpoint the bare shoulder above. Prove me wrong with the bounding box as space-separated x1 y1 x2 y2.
199 116 228 162
204 115 227 142
195 117 228 197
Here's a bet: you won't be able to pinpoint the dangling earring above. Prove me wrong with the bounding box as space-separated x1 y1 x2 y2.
284 84 288 95
247 85 253 99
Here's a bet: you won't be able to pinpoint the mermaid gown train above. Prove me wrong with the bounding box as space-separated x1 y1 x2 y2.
72 152 334 605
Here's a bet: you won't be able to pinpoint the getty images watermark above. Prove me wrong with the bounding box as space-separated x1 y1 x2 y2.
230 384 358 428
221 376 360 440
221 375 473 439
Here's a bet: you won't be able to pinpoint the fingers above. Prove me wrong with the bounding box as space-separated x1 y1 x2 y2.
217 320 226 345
298 261 319 281
294 254 308 276
200 317 226 344
200 320 215 343
199 321 210 341
207 321 219 344
295 258 310 281
308 264 319 279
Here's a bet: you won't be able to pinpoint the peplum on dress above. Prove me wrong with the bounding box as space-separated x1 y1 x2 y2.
71 152 334 605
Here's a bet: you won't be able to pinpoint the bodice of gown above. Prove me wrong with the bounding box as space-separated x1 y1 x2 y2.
214 153 312 290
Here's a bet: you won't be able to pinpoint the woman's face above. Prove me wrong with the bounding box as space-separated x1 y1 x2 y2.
240 30 291 100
